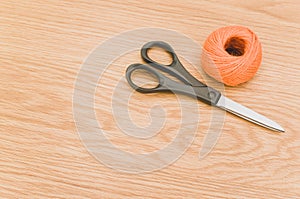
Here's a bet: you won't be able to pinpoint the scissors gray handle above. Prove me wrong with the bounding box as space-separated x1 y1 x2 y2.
126 64 221 105
141 41 207 87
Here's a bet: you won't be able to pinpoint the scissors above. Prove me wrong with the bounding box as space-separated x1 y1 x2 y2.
125 41 284 132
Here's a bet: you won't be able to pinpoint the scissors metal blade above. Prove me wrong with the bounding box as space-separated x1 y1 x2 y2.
216 95 285 133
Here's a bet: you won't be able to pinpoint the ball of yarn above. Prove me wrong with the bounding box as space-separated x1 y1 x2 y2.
201 26 262 86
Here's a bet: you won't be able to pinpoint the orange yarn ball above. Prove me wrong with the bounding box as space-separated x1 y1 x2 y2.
201 26 262 86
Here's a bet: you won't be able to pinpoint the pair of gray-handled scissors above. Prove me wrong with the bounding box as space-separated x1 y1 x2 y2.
125 41 284 132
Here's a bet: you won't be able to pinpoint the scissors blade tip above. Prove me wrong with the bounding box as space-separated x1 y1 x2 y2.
275 124 285 133
216 96 285 133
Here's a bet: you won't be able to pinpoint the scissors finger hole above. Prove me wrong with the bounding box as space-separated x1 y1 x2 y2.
131 69 160 90
147 47 174 66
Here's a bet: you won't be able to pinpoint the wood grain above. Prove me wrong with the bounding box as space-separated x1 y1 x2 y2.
1 0 300 198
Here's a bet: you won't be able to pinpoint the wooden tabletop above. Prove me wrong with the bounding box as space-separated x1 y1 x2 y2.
1 0 299 198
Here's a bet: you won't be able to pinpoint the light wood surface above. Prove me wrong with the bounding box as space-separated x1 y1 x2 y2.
1 0 300 198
